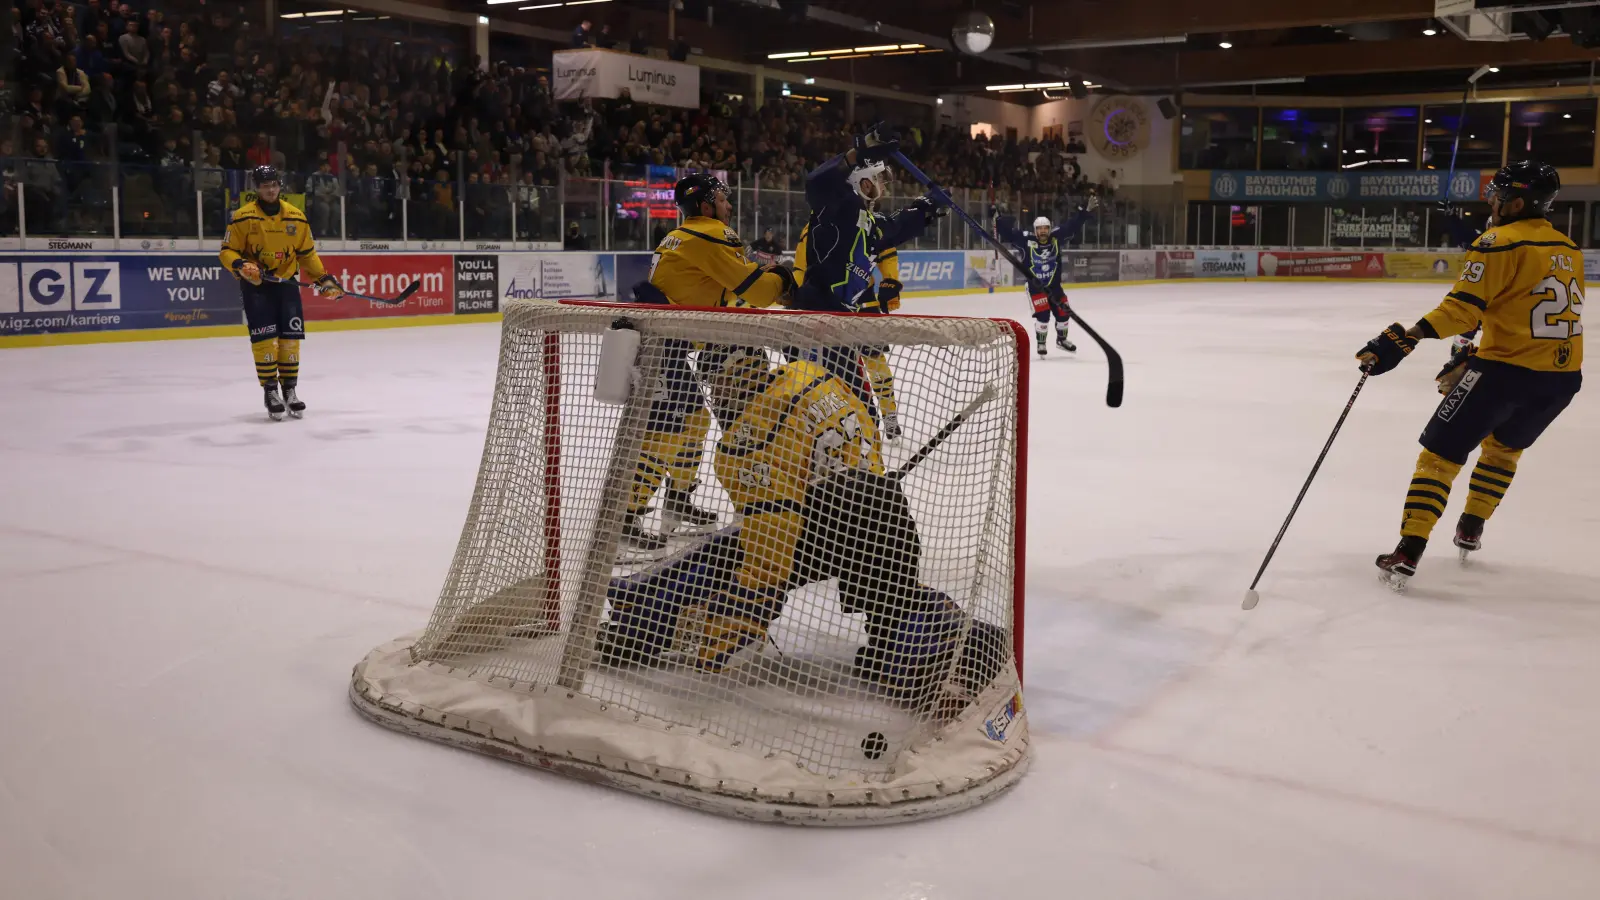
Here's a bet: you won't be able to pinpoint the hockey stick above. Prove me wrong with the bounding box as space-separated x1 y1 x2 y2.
262 273 420 306
1242 371 1369 610
894 381 998 480
889 149 1124 408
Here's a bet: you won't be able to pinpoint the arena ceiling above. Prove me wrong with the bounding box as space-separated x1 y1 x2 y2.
473 0 1600 99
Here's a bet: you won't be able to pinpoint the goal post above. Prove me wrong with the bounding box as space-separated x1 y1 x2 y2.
351 299 1031 824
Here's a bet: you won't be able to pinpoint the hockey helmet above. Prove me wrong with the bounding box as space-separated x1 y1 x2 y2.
675 172 728 217
849 159 888 203
252 165 282 187
1485 160 1560 221
1032 216 1051 238
700 346 774 420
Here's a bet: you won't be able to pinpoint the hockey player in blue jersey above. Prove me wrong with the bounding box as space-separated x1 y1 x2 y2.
996 202 1097 356
791 125 949 406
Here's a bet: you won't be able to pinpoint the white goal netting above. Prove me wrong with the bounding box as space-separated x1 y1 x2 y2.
351 299 1030 824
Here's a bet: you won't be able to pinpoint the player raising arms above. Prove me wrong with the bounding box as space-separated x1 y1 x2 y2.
596 347 1008 710
995 200 1096 357
621 173 796 551
793 217 907 439
219 166 344 420
792 125 948 407
1357 161 1583 588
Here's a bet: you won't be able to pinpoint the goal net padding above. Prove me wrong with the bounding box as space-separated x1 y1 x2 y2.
350 299 1031 824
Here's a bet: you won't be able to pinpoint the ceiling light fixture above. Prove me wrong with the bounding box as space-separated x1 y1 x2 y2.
768 51 811 58
518 2 561 7
1218 40 1233 49
1423 27 1437 35
1488 66 1500 72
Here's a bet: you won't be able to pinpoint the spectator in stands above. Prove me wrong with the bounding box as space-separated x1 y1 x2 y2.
629 30 648 55
596 24 618 50
56 54 91 120
20 138 65 231
119 19 150 79
563 220 589 251
89 73 119 130
572 19 594 48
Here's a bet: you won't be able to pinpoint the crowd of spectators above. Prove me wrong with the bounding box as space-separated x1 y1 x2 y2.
6 0 1112 240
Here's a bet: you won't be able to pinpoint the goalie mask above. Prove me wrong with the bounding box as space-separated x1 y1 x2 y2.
850 159 887 203
1032 216 1051 241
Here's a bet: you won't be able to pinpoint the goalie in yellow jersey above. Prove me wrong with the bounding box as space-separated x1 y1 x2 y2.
1357 161 1583 588
596 348 1008 710
620 174 795 552
218 166 344 420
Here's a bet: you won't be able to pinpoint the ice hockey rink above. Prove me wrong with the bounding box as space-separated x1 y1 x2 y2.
3 280 1599 900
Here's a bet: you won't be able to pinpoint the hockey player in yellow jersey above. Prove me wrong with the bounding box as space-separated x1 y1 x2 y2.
1358 161 1583 587
620 173 795 551
597 347 1009 709
793 224 906 438
218 166 344 420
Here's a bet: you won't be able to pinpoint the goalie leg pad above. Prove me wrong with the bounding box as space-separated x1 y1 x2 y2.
602 531 746 662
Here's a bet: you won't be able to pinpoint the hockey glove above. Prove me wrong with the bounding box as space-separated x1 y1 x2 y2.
1357 322 1418 375
909 193 950 225
855 125 901 164
235 260 263 285
764 262 797 297
877 278 902 312
1435 340 1477 394
314 274 345 299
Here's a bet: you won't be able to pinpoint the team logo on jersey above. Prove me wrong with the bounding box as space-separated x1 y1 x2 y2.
1477 232 1498 248
1556 341 1574 369
286 223 297 235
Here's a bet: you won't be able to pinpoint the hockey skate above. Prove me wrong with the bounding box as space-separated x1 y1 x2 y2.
1375 535 1427 592
1035 329 1048 357
880 412 903 441
620 512 667 553
282 385 305 419
1454 513 1485 562
263 383 286 421
1056 329 1077 353
662 486 719 535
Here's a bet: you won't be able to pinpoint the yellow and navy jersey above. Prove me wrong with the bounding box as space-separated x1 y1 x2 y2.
649 216 787 308
218 199 328 282
714 360 884 596
795 224 900 312
1424 217 1584 373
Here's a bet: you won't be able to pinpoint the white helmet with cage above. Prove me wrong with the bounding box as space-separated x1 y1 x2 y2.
1033 216 1051 231
850 159 888 202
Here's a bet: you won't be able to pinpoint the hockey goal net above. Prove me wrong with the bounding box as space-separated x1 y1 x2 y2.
351 299 1030 824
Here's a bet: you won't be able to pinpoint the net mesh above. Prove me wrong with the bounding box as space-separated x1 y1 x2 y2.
410 300 1023 779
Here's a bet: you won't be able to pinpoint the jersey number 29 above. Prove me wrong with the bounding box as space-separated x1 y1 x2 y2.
1531 275 1584 340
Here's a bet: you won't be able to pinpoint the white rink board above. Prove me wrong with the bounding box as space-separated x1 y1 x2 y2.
3 281 1600 899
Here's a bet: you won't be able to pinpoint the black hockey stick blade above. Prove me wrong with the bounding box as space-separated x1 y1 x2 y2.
383 280 422 305
894 381 998 480
1066 309 1124 408
888 150 1124 408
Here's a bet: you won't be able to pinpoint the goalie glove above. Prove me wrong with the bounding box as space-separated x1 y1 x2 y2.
1435 340 1477 394
314 273 345 299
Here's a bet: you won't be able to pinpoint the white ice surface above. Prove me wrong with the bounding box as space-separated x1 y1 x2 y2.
3 282 1599 900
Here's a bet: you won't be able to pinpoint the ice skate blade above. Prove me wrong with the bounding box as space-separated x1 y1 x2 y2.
267 411 285 422
1458 547 1474 564
1378 570 1411 593
287 409 303 419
